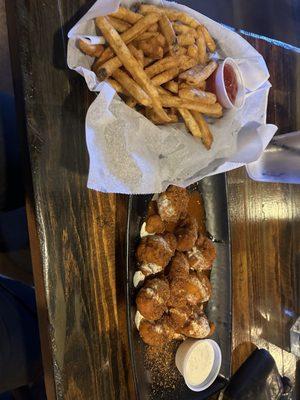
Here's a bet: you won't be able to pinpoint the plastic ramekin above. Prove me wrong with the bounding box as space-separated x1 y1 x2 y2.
214 57 245 110
175 339 222 392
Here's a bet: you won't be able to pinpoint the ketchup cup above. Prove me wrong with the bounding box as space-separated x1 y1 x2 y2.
213 57 245 110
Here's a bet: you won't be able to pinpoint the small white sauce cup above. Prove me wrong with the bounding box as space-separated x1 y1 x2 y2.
215 57 245 110
175 339 222 392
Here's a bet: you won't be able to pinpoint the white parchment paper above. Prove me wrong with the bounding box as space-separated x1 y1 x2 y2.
67 0 277 194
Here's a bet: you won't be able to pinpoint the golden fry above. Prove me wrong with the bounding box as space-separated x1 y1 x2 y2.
201 25 216 52
145 56 177 78
144 57 155 67
179 87 216 104
164 9 200 29
78 39 104 57
110 6 142 24
107 78 125 94
179 81 206 90
145 108 178 124
126 97 138 108
179 61 218 84
178 108 202 137
136 31 159 41
151 67 179 86
108 16 131 33
187 44 198 59
155 33 167 47
163 80 178 93
160 94 223 117
112 69 151 106
137 41 164 59
159 14 179 55
139 4 163 15
178 33 195 46
94 56 122 80
128 43 144 66
173 23 196 35
191 111 213 149
196 27 207 64
96 16 170 121
148 22 159 32
176 47 187 55
95 13 161 65
179 56 198 72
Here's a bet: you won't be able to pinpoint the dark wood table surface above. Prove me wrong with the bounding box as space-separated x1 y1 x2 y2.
6 0 300 399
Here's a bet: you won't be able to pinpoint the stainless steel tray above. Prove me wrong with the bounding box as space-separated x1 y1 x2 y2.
126 174 231 399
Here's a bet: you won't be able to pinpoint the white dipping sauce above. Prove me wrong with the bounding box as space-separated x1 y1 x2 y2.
185 341 215 386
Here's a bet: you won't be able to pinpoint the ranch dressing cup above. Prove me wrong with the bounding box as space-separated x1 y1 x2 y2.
175 339 222 392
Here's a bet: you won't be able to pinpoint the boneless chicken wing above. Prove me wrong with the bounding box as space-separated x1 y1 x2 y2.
136 233 177 276
157 185 189 223
186 234 216 271
136 278 170 321
174 216 198 251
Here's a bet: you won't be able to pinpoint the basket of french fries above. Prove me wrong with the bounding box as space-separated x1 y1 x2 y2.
67 0 277 194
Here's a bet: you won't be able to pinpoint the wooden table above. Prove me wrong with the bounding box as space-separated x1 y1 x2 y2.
6 1 300 398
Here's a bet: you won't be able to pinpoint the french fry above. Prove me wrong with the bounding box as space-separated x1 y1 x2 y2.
155 34 167 47
148 22 159 32
78 39 104 57
139 5 200 29
126 97 138 108
163 80 178 93
187 44 198 59
107 78 125 94
178 33 195 46
110 6 143 24
159 13 179 55
176 47 187 55
201 25 216 52
95 13 161 66
179 61 218 84
108 16 131 33
179 87 216 104
136 31 159 41
173 23 196 35
95 56 122 80
144 57 155 67
128 43 144 66
151 67 179 86
112 69 152 106
191 111 213 149
179 56 198 72
96 16 170 121
196 27 207 64
146 108 179 124
145 56 178 78
160 94 223 117
137 41 164 59
157 86 170 96
178 108 202 138
164 9 200 29
179 81 206 90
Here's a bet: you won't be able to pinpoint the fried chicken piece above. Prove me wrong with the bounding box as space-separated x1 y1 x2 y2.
168 252 190 281
157 185 189 223
145 214 165 234
139 316 176 346
136 233 177 276
186 234 216 271
174 216 198 251
136 278 170 321
168 272 211 308
180 310 211 339
168 305 193 329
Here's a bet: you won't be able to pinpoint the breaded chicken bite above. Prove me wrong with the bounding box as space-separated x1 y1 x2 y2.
174 216 198 251
180 310 211 339
186 234 216 271
145 214 165 234
136 233 177 276
136 278 170 321
139 316 175 346
157 185 189 223
168 252 190 281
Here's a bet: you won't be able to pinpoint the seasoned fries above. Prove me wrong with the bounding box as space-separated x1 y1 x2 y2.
80 4 222 149
96 16 170 122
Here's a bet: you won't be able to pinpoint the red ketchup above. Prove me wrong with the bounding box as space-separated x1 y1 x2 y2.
206 64 238 105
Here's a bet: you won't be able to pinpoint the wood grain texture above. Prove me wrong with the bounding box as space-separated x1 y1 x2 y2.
228 33 300 389
5 0 300 399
